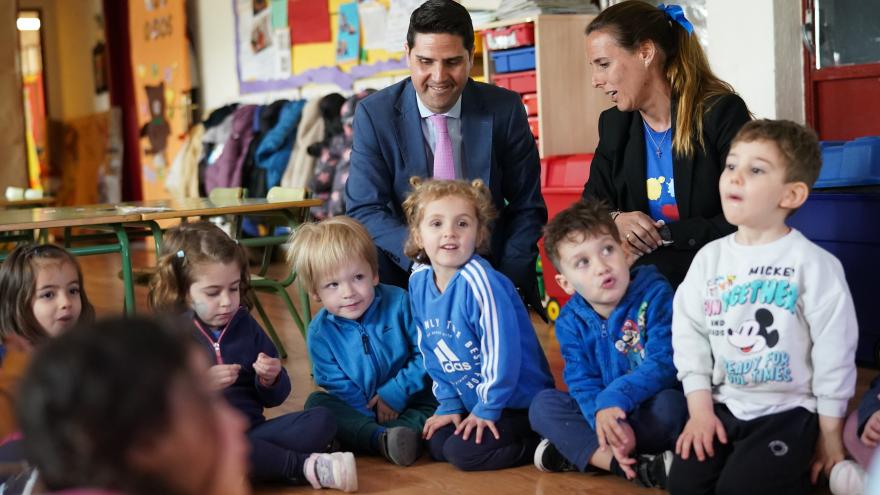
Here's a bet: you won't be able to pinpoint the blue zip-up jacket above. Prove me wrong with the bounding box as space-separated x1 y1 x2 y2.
555 265 677 430
308 284 430 416
409 255 555 421
188 307 291 428
255 99 306 188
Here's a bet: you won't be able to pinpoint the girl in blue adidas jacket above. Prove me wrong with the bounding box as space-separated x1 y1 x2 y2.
403 178 555 472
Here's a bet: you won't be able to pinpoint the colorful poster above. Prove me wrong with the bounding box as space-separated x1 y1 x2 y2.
336 2 360 63
270 0 287 28
289 0 331 44
128 0 191 200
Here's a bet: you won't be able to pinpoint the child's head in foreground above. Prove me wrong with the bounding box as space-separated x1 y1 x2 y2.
402 178 496 277
543 200 630 318
0 244 95 345
287 216 379 320
17 316 249 495
722 119 821 231
149 221 251 327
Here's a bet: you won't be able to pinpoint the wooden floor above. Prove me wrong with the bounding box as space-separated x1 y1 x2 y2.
79 244 868 494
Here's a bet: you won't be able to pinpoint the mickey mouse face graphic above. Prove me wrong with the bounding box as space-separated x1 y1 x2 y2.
727 308 779 354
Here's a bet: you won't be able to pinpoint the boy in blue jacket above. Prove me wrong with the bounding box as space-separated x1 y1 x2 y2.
528 200 686 489
288 216 435 467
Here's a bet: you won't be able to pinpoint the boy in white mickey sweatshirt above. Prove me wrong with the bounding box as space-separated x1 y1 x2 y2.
668 120 858 495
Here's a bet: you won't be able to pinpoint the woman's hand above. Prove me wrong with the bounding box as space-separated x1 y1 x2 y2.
614 211 664 255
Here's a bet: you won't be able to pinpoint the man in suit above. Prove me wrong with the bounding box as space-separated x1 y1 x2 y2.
345 0 547 317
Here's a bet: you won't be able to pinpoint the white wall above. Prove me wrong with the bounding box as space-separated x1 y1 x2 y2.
706 0 804 122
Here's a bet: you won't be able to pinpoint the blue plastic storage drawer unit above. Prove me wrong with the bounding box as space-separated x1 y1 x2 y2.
490 46 536 74
816 137 880 188
788 191 880 366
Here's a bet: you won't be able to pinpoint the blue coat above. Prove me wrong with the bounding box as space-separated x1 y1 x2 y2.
555 265 677 430
409 255 555 421
345 78 547 289
255 99 306 189
308 284 429 416
188 307 291 428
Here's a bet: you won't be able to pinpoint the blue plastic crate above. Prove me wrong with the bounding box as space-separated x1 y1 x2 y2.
789 192 880 366
490 46 536 74
815 137 880 188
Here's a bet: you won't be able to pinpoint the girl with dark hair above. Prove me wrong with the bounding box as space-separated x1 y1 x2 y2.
0 244 95 439
582 1 751 287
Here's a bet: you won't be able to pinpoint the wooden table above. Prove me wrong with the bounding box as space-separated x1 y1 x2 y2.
0 197 56 208
0 198 321 322
0 206 143 313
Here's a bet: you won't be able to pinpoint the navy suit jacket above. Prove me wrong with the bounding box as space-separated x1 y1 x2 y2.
345 78 547 288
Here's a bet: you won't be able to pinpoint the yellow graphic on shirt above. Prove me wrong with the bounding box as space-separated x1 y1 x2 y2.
647 176 666 200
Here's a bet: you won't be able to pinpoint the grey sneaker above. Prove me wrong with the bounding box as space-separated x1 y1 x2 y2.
304 452 358 492
378 426 421 466
632 450 672 489
534 438 578 473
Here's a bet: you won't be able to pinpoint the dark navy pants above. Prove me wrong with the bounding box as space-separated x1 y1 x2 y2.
529 388 687 471
427 408 539 471
248 406 337 483
668 404 818 495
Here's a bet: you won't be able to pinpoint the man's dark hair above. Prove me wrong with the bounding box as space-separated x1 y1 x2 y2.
406 0 475 53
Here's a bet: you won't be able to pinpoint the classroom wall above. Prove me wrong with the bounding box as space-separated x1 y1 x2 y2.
193 1 807 122
0 1 28 190
706 0 805 122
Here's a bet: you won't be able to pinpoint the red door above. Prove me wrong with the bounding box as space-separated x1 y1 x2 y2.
803 0 880 140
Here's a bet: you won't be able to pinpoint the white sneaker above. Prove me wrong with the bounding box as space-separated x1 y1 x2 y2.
304 452 358 492
830 460 865 495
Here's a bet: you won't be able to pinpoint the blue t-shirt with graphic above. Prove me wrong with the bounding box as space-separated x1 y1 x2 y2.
643 124 679 223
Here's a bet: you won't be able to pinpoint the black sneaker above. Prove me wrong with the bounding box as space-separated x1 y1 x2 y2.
534 438 578 473
632 450 672 488
377 426 421 466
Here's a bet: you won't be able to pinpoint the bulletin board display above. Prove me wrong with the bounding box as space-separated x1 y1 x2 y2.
233 0 421 93
129 0 192 200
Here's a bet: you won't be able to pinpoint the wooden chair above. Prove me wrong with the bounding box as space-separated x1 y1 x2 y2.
247 187 312 359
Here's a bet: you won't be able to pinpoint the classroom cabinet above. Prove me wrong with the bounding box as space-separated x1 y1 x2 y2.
479 15 608 158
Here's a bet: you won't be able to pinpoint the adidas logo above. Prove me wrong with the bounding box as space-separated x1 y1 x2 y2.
433 339 472 373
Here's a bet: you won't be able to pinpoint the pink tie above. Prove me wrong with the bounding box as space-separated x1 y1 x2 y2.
428 114 455 180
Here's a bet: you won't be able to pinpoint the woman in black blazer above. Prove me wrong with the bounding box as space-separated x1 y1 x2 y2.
582 1 750 287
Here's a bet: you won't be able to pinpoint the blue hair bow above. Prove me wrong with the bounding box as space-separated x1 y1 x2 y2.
658 3 694 35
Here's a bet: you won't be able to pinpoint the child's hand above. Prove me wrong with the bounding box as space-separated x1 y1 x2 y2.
811 416 846 484
253 352 282 387
367 395 399 424
455 413 500 444
595 407 629 451
612 442 638 480
423 413 462 440
675 413 727 461
209 364 241 390
861 411 880 447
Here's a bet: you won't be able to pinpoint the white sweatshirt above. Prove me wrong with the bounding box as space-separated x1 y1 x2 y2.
673 229 858 420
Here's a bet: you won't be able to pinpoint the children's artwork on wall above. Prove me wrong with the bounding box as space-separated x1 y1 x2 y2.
139 82 171 171
233 0 407 93
336 2 360 63
129 0 191 199
288 0 331 44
